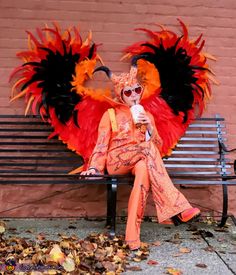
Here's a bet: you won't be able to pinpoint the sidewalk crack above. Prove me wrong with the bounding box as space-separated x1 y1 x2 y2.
200 231 236 275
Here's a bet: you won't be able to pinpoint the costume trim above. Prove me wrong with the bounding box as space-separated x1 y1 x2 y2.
108 108 118 132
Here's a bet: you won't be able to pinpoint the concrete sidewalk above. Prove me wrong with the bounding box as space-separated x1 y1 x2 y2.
2 218 236 274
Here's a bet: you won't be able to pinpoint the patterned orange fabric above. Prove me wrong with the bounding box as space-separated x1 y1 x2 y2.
88 102 192 250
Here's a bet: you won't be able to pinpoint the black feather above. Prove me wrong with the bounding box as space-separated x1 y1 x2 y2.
88 43 95 59
136 40 206 122
20 40 99 125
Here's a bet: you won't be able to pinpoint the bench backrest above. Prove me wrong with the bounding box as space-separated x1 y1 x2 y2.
164 117 232 184
0 115 231 184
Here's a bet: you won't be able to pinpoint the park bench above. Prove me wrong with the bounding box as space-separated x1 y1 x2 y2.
0 114 235 236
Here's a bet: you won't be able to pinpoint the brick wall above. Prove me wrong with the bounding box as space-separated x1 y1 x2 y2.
0 0 236 218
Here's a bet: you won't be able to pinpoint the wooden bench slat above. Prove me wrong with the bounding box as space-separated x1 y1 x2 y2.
0 142 63 146
173 180 236 185
180 137 226 141
165 157 226 161
188 124 224 128
0 169 72 174
171 151 222 155
0 149 71 153
0 121 47 126
165 164 231 168
0 156 80 160
0 128 51 132
176 144 218 148
185 130 226 134
0 135 56 139
169 171 231 175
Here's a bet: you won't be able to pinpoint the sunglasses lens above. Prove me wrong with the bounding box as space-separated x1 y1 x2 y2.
124 90 132 97
135 87 142 94
123 86 142 97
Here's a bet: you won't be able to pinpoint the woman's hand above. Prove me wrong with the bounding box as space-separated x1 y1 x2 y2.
136 112 153 135
80 168 98 176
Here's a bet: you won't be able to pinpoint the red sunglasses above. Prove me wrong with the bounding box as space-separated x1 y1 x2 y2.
122 86 142 97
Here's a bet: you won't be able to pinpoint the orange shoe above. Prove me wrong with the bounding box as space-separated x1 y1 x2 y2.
172 208 200 225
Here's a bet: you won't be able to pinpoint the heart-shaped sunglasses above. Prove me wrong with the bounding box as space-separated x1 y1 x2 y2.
122 86 142 97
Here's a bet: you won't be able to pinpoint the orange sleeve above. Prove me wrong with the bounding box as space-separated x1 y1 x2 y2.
87 111 111 173
148 113 163 152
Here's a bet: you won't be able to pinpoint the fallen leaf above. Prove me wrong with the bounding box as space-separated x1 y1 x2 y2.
113 255 122 264
58 233 70 240
147 259 158 265
199 230 214 238
25 229 34 233
134 250 143 257
68 225 77 229
105 246 113 256
81 240 96 251
203 246 215 252
60 240 71 249
214 227 228 232
8 227 17 232
0 221 6 234
166 232 182 244
140 242 149 249
174 232 180 239
187 224 198 231
179 247 191 253
95 248 106 260
36 233 46 241
102 260 116 272
195 263 207 268
133 257 142 262
218 250 226 254
49 244 65 264
47 270 57 275
166 267 183 275
172 253 182 257
116 249 126 260
217 237 225 242
31 252 46 265
126 265 142 271
152 240 161 246
62 256 75 272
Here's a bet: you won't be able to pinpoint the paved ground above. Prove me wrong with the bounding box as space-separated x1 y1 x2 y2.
1 217 236 274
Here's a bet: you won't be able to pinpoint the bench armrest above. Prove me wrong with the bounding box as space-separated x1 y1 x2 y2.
219 140 236 153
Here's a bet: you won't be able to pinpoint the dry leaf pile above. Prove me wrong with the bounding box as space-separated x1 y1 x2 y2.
0 222 150 275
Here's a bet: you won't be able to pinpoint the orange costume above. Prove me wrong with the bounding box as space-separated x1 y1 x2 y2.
10 21 212 250
88 101 192 250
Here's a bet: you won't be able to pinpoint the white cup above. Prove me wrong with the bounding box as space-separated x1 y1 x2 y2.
130 104 145 125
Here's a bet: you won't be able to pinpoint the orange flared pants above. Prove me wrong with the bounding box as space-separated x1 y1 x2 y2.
107 141 192 250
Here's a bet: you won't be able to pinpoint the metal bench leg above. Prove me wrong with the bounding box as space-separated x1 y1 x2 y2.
109 182 117 237
106 184 112 227
219 184 228 227
106 180 117 237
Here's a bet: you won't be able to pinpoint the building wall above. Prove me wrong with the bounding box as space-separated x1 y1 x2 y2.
0 0 236 218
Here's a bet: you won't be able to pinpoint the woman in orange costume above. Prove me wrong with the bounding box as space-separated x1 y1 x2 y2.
81 65 200 251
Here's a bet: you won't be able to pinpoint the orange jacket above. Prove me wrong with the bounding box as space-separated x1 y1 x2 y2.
88 103 163 174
